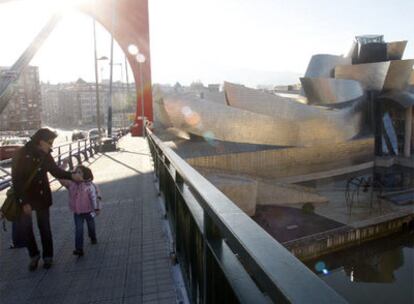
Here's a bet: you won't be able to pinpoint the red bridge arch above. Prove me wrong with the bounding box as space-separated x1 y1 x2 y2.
81 0 152 136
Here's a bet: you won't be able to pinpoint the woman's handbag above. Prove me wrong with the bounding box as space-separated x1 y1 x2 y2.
1 188 21 221
1 159 44 221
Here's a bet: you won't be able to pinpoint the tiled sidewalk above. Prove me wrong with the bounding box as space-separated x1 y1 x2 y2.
0 136 177 304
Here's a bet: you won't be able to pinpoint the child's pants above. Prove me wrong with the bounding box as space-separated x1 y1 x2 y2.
74 213 96 250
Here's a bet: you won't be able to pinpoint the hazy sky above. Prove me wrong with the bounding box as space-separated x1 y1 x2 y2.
0 0 413 87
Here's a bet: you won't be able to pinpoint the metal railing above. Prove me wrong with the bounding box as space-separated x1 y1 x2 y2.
0 137 101 190
146 128 347 304
52 137 100 169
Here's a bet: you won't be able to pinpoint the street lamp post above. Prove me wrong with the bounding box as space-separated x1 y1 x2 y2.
108 35 114 138
112 62 124 130
97 55 109 138
92 18 102 141
124 55 130 130
107 0 116 138
97 57 125 132
136 53 146 137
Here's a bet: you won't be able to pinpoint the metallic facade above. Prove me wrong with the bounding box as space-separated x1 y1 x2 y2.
387 41 408 60
304 54 351 78
157 35 413 153
160 93 301 146
158 86 362 147
300 78 364 105
383 59 414 90
335 61 391 91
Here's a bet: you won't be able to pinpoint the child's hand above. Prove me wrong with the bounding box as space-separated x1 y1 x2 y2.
61 158 69 169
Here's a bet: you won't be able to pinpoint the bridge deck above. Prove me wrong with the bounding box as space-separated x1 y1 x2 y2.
0 136 177 304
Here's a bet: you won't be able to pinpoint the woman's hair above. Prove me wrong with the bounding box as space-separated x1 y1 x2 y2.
31 128 58 145
77 165 94 181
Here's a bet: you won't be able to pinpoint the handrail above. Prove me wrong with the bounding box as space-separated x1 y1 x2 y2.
146 128 346 304
0 137 100 191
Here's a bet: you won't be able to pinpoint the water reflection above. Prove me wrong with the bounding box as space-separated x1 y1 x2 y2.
305 232 414 303
343 248 403 283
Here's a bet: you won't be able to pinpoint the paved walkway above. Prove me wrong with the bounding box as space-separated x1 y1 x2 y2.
0 136 177 304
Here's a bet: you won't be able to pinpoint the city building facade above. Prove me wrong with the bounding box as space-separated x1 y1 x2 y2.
0 66 41 131
41 79 135 129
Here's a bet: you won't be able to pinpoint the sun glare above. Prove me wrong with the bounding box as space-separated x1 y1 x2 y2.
36 0 92 14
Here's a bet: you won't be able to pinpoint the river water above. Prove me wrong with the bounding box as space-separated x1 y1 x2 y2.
305 232 414 303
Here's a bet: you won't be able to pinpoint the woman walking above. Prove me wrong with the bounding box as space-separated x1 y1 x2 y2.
12 128 83 271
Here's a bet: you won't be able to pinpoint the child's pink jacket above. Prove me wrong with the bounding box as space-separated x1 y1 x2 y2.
59 180 100 214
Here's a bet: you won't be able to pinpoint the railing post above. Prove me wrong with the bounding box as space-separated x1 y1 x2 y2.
77 141 81 163
58 146 62 166
162 157 170 202
203 212 222 304
69 143 73 170
83 140 89 161
174 170 184 234
89 138 95 155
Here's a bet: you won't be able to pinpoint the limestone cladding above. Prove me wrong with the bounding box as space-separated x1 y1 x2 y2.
256 181 328 206
188 137 374 180
205 173 258 216
199 168 328 209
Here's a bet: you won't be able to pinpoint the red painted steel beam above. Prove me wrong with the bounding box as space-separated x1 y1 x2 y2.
81 0 153 136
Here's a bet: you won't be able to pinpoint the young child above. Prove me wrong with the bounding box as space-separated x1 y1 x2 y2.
60 164 101 257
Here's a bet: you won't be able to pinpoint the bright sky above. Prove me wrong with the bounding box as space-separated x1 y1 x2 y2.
0 0 413 87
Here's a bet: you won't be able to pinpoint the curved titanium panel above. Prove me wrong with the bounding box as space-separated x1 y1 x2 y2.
387 41 408 60
224 81 362 119
224 82 322 120
223 82 363 145
300 78 364 105
159 85 363 146
383 60 414 90
335 61 390 91
161 93 301 146
304 54 351 78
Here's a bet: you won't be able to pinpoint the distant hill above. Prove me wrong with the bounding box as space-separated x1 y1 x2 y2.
221 68 302 87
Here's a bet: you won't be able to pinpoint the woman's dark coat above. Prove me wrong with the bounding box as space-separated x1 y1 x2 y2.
11 141 72 210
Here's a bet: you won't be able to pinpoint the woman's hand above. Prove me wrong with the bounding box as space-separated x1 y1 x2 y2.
71 172 83 182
